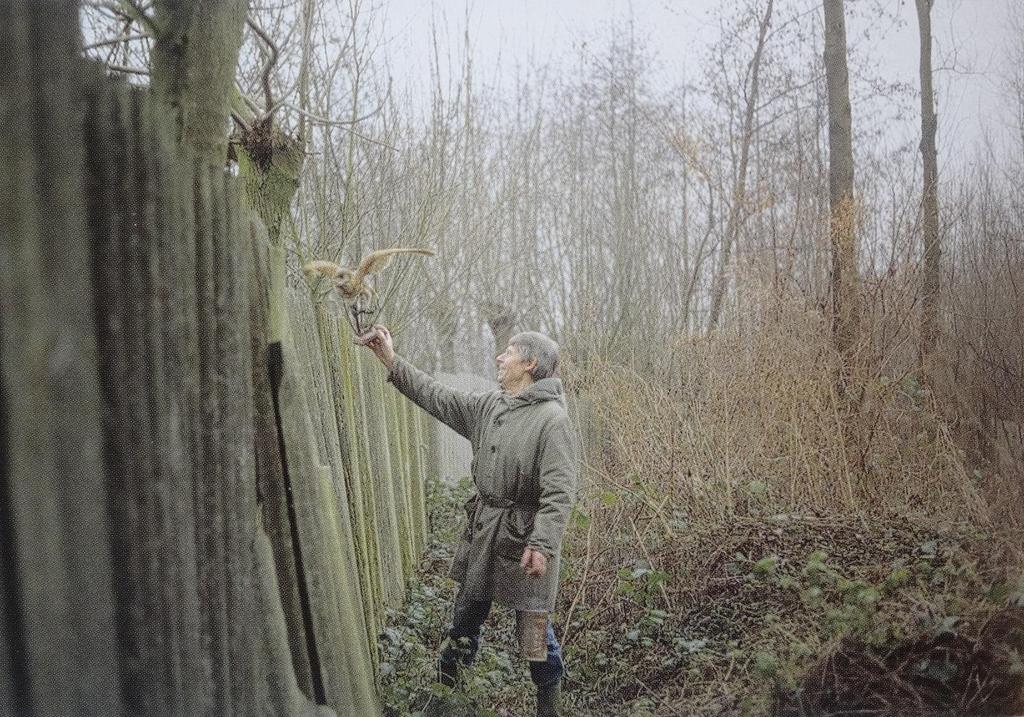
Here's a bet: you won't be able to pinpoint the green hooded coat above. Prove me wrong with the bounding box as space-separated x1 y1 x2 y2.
387 356 578 611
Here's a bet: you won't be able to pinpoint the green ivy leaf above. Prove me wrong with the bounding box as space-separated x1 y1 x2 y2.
753 651 779 677
571 508 592 530
753 555 779 576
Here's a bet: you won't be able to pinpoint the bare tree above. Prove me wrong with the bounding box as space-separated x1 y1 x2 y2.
822 0 860 376
915 0 941 385
706 0 775 333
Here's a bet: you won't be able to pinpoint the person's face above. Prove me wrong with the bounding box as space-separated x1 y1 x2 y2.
496 344 535 388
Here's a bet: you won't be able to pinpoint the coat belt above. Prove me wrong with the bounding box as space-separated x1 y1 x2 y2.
478 493 539 511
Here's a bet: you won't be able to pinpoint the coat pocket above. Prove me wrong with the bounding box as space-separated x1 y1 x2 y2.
461 493 479 541
494 508 535 559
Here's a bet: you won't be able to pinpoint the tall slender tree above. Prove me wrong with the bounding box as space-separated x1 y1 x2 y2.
706 0 775 333
822 0 860 377
916 0 941 385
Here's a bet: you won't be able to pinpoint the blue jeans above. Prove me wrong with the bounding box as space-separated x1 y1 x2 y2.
439 589 565 687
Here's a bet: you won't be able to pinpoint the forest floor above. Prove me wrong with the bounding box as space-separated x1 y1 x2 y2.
381 480 1024 717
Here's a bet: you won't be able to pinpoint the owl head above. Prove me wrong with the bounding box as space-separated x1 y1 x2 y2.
334 268 361 299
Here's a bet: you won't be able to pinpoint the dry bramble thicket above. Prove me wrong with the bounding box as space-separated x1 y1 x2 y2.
559 282 1023 714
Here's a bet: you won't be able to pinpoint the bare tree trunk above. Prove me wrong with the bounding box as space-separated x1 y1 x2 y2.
237 128 305 248
822 0 860 373
706 0 774 333
150 0 249 165
679 83 692 335
916 0 941 384
297 0 314 143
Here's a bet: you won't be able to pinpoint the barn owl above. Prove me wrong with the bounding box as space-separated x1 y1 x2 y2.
303 247 435 303
303 247 435 340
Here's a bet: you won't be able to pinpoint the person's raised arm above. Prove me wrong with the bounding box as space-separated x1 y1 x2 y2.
361 324 486 439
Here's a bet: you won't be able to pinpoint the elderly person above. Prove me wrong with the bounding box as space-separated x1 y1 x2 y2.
361 325 578 717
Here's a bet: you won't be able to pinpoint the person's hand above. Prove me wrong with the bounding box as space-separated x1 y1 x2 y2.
358 324 395 369
520 547 548 578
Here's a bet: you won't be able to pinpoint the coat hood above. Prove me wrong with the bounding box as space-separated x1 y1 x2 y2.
508 377 566 408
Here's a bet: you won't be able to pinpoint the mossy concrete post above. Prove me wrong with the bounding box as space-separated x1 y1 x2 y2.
273 316 378 714
358 354 406 607
406 402 428 554
383 388 411 577
419 412 440 533
337 332 384 641
395 397 415 563
249 219 317 699
254 532 335 717
308 299 380 670
393 395 418 575
350 347 386 625
0 4 122 712
382 373 414 588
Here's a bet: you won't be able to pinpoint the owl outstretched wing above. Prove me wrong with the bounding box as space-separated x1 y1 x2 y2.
354 247 435 280
303 259 343 279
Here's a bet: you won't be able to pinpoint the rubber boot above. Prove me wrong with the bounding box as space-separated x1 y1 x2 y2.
536 680 561 717
439 659 458 688
422 660 459 717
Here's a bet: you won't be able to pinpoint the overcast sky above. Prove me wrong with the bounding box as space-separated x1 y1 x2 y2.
378 0 1021 167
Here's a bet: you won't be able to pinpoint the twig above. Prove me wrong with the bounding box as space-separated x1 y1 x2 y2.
235 82 263 116
117 0 157 35
276 93 390 127
635 674 687 717
583 460 676 537
83 32 149 51
273 103 398 150
230 111 251 134
560 516 594 648
628 512 673 611
246 14 279 119
106 64 149 76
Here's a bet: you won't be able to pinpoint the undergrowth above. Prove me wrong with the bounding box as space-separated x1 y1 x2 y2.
381 478 1023 716
558 502 1023 716
380 478 538 717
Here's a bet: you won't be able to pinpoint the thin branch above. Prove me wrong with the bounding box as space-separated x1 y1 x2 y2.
277 101 368 129
81 0 126 17
246 14 279 119
274 81 391 129
102 16 133 66
83 32 149 52
235 82 263 116
229 85 256 133
335 125 399 151
231 111 252 134
117 0 158 35
106 63 149 76
270 99 399 150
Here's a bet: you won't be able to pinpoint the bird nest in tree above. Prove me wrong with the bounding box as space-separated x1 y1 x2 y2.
234 117 299 173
